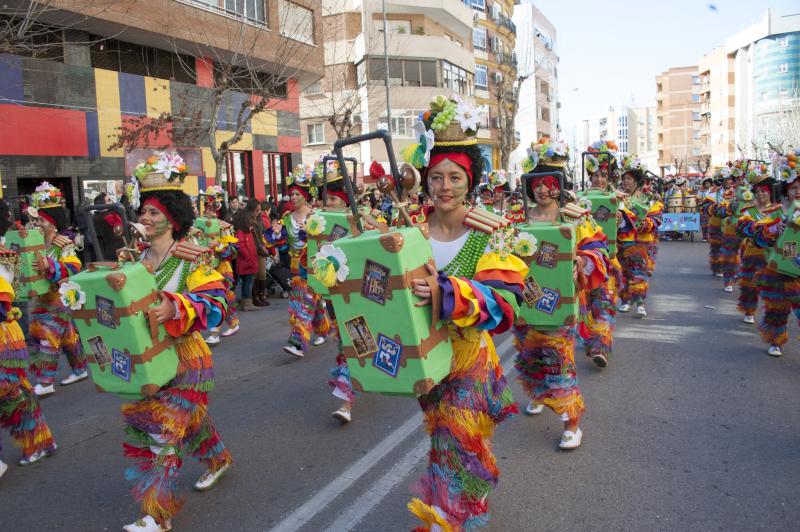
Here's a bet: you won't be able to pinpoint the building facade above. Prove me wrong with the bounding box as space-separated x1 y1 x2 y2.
698 46 736 168
0 0 322 206
656 66 703 175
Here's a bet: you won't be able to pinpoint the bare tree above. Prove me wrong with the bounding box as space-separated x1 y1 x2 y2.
110 4 319 181
696 155 711 176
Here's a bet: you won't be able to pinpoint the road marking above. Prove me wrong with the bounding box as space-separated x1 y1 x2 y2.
267 335 515 532
614 324 703 344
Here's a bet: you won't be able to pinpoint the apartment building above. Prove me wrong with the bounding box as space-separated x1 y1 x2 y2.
656 66 703 175
0 0 322 204
698 47 736 167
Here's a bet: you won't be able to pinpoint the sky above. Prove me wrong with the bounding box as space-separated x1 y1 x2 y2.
525 0 800 137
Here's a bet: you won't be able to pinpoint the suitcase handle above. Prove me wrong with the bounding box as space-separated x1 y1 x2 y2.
580 150 614 191
145 305 161 344
520 171 567 214
321 155 358 205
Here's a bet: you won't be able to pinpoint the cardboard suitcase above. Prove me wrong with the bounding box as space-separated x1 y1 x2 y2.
192 217 227 267
327 224 453 396
767 203 800 278
5 228 51 301
70 261 179 399
306 209 352 296
516 221 579 330
578 189 619 255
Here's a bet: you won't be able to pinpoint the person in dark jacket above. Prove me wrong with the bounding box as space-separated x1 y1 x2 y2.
92 193 125 261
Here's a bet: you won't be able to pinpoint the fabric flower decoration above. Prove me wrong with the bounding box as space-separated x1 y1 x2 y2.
742 190 754 202
455 100 484 133
401 121 436 169
306 214 326 236
792 209 800 227
513 232 538 257
312 245 349 288
154 152 185 180
59 280 86 311
578 198 593 211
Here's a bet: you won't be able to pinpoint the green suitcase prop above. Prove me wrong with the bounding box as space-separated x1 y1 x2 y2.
192 217 222 268
5 228 51 301
326 129 453 396
768 203 800 278
306 210 352 296
516 222 579 330
70 261 179 399
578 189 619 255
628 197 649 221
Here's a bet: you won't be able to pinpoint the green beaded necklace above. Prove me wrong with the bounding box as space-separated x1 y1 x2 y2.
441 230 489 279
153 256 192 291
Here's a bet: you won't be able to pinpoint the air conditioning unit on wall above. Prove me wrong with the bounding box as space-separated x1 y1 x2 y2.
493 72 503 83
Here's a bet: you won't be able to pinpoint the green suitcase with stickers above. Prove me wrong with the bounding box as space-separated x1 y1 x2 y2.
767 202 800 278
578 189 619 255
69 261 179 399
192 217 222 268
5 228 51 301
306 209 353 296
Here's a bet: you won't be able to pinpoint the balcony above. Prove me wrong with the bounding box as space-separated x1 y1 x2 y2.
384 0 473 40
359 33 474 71
494 13 517 35
495 51 518 68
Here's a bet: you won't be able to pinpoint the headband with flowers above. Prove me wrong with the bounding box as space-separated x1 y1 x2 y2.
126 152 189 209
521 136 569 172
774 147 799 184
584 140 619 175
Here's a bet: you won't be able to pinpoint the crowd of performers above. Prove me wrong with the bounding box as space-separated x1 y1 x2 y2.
699 149 800 358
0 95 676 531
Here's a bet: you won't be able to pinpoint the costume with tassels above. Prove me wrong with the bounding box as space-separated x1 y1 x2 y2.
26 182 86 394
121 154 232 532
0 236 56 470
402 95 524 530
718 161 748 290
737 149 800 357
280 165 331 357
700 168 734 277
513 139 610 450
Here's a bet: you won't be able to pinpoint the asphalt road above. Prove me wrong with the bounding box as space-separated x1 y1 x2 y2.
2 240 799 531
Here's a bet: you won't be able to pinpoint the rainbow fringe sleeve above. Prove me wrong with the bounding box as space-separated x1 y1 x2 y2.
748 215 785 249
575 219 610 291
214 234 238 261
161 266 228 337
637 201 663 235
46 253 81 283
618 207 637 243
0 275 15 320
437 252 528 335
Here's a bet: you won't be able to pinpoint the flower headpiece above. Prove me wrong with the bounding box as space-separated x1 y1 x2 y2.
488 169 508 190
402 95 486 169
746 162 771 186
132 152 188 192
287 164 317 200
714 166 732 181
312 156 345 186
522 136 569 172
621 154 646 174
32 181 63 210
774 148 799 184
204 185 225 200
729 159 747 178
584 140 618 174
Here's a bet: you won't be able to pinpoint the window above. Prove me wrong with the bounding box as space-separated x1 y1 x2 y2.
372 19 411 34
307 123 324 144
473 27 487 50
280 0 314 45
691 76 700 85
779 36 790 48
692 94 700 102
475 64 488 88
90 38 196 83
305 80 322 95
184 0 267 25
491 3 502 21
367 58 437 87
693 130 702 140
692 112 701 121
778 63 788 73
470 0 486 10
442 60 473 96
378 110 425 138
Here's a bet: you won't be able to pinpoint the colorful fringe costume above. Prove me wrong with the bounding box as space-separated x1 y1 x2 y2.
716 201 742 286
580 256 621 361
0 271 55 460
28 235 86 385
700 189 726 275
122 245 232 524
409 223 527 531
619 200 662 305
280 212 331 353
210 235 240 334
735 205 778 315
514 214 609 425
739 211 800 348
327 308 355 403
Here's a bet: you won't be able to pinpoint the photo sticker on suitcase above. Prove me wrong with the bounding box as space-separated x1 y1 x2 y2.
536 241 559 269
536 288 561 315
328 224 349 243
87 335 112 367
594 205 612 222
96 295 116 329
373 334 402 377
344 315 378 357
522 275 544 308
361 260 390 305
111 349 131 382
782 241 797 259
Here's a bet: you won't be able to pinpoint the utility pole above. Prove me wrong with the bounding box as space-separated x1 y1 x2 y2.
382 0 391 130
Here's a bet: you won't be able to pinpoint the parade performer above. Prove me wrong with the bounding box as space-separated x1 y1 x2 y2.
199 186 239 345
617 155 662 317
122 154 232 532
26 182 87 397
512 138 609 451
277 165 331 358
400 95 525 529
581 143 623 367
719 161 748 292
697 176 714 241
0 199 57 477
736 165 779 325
700 168 733 277
739 149 800 357
484 169 509 215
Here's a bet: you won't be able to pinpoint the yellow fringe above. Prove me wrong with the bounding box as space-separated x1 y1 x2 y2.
408 498 454 532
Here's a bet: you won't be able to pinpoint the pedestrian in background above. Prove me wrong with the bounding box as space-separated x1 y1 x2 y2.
233 209 260 312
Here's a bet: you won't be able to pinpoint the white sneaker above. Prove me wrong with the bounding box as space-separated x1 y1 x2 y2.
743 315 755 324
618 303 631 313
313 336 326 346
714 272 724 277
60 369 88 386
636 305 647 317
18 444 56 466
723 285 733 293
34 383 55 397
221 324 240 337
194 463 231 492
123 515 172 532
283 345 304 358
0 459 7 480
205 334 220 346
525 399 544 415
281 291 289 299
767 345 782 357
559 428 583 450
332 408 352 423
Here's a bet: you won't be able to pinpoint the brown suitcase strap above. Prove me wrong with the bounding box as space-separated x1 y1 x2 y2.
72 290 160 326
328 262 431 303
344 320 450 364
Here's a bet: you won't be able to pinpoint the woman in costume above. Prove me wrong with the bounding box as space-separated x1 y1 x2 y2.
400 95 526 529
718 161 748 292
617 155 662 318
700 168 733 278
199 186 240 345
0 199 57 477
277 165 331 359
738 149 800 357
512 138 609 451
581 143 624 368
697 176 714 242
122 155 232 532
27 182 87 397
736 165 779 325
